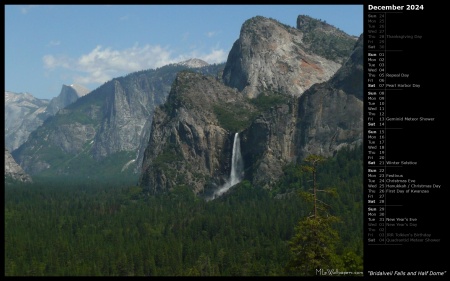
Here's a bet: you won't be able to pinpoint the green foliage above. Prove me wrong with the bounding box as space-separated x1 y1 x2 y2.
283 146 363 275
152 143 185 184
163 92 183 116
24 143 69 168
341 250 363 274
153 143 184 169
313 145 364 257
213 90 289 132
5 146 362 276
285 216 341 276
121 186 144 201
50 110 95 126
5 179 305 276
34 150 138 184
249 90 289 112
297 15 355 63
213 104 257 132
298 154 337 218
285 154 342 276
211 89 291 134
274 146 363 249
270 163 303 195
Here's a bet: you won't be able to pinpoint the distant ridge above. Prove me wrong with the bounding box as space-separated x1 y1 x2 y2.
175 58 209 68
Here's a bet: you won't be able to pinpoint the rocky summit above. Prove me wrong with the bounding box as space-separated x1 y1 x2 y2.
46 84 90 116
176 58 209 68
222 15 357 99
5 91 49 152
5 84 89 152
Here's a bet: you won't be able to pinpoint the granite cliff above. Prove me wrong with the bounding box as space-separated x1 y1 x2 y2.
139 17 363 195
5 84 89 152
222 15 357 98
5 148 32 183
12 62 224 179
139 71 257 195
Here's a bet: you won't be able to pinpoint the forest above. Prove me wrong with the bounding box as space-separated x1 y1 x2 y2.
5 145 363 276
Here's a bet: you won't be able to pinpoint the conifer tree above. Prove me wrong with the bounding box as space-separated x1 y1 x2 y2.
285 155 342 276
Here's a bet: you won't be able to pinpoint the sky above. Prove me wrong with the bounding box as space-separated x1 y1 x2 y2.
5 4 363 100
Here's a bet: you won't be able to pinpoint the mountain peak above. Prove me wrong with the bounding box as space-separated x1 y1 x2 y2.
176 58 209 68
222 14 352 98
5 91 41 103
65 83 90 97
45 84 90 116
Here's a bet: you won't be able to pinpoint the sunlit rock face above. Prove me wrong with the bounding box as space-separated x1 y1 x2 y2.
5 148 32 183
222 15 356 99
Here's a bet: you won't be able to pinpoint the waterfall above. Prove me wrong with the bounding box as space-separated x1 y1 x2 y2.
212 133 244 199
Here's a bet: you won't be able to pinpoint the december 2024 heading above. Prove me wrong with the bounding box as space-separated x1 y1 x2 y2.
368 4 424 11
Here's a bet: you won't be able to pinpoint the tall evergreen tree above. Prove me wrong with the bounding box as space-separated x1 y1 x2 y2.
285 155 342 276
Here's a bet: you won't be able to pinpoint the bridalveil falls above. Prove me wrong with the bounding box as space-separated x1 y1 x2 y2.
212 133 244 199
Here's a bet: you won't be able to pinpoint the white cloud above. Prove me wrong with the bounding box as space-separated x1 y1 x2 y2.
179 48 227 65
21 5 38 14
43 44 228 85
200 49 227 64
43 54 71 69
44 44 175 84
76 45 175 83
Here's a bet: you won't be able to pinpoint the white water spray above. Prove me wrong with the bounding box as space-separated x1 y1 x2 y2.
213 133 244 199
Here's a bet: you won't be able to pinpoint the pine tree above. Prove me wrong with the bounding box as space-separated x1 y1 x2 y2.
285 155 343 276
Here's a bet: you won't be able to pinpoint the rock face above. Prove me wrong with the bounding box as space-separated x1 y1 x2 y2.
13 62 224 178
297 34 364 160
5 84 89 152
222 16 356 98
139 71 257 195
326 34 364 100
46 84 90 115
91 78 164 160
5 148 32 183
240 100 298 189
241 34 363 189
5 92 49 152
92 63 224 166
139 19 363 195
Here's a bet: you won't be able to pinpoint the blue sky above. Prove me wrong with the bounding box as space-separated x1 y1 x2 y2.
5 4 363 100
